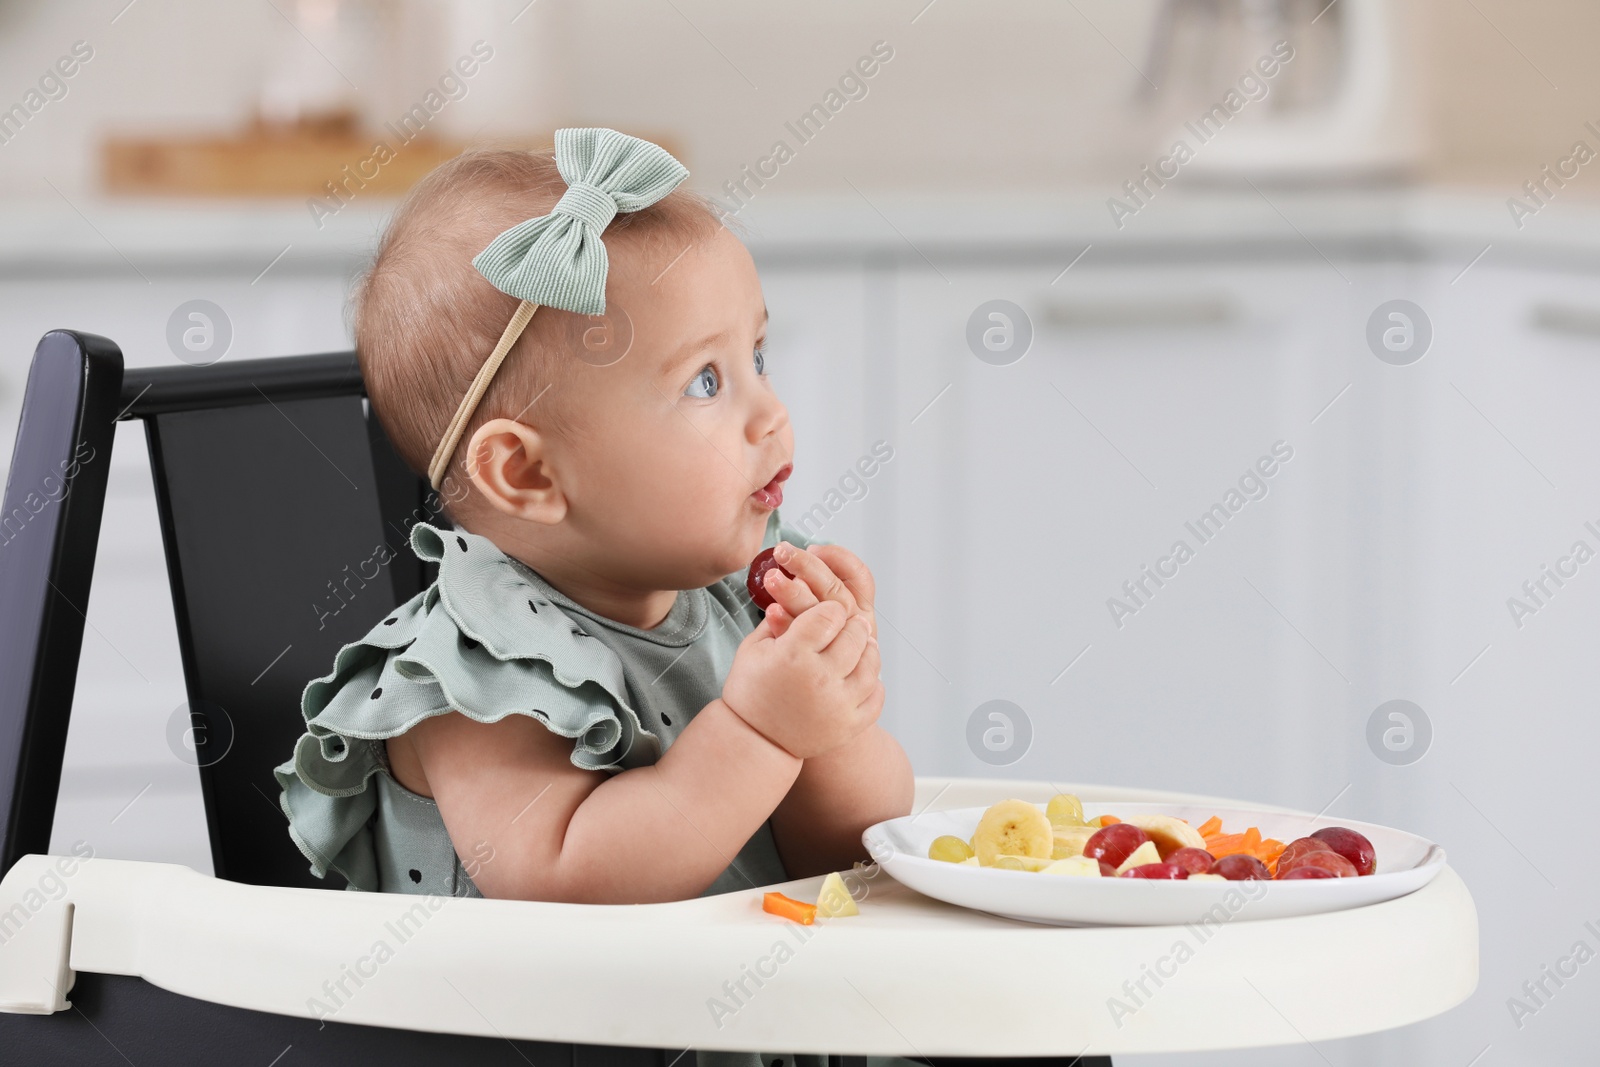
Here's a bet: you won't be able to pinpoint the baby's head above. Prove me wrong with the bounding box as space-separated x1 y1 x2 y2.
354 144 793 595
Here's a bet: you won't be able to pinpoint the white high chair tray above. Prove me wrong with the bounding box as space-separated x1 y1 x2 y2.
865 801 1446 926
0 778 1477 1057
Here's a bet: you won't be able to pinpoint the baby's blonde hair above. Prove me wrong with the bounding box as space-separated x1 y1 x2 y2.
352 145 726 524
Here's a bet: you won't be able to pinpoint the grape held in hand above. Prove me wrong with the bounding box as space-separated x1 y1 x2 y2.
746 547 795 611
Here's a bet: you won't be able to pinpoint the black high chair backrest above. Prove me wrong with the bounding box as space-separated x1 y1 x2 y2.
0 330 437 888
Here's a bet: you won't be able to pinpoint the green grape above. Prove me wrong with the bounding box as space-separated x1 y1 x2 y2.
1046 793 1085 827
928 835 975 863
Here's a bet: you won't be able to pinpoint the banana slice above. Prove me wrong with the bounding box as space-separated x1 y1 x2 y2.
971 799 1054 865
1114 840 1162 875
1042 855 1102 877
816 871 859 916
993 854 1054 872
1122 814 1206 858
1050 825 1098 859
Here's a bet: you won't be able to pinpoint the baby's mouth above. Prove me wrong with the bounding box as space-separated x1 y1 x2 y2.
750 463 792 510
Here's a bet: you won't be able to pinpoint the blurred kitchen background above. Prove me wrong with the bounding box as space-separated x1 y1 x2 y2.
3 1 1599 1064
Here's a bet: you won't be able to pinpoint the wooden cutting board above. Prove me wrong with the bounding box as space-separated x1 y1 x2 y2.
102 128 681 198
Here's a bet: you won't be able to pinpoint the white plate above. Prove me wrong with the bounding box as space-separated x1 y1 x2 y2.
861 801 1447 926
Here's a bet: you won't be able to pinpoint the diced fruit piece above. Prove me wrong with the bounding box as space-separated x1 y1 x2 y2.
746 548 795 611
1046 793 1086 827
1310 826 1377 876
1279 866 1338 879
1122 815 1207 859
1120 862 1189 879
960 856 980 865
1276 849 1358 878
1188 872 1227 882
816 871 859 917
1083 823 1151 869
1209 854 1272 881
994 854 1054 872
928 835 975 863
1041 855 1102 877
1050 826 1098 860
1166 847 1216 875
763 891 817 924
1098 860 1117 876
1114 840 1163 875
971 799 1054 865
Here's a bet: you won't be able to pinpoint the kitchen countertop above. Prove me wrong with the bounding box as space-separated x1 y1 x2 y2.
6 185 1600 276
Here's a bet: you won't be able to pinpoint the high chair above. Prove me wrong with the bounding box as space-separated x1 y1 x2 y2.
0 331 1477 1065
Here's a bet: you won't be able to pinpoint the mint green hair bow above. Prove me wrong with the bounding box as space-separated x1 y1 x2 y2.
427 128 689 490
471 127 688 315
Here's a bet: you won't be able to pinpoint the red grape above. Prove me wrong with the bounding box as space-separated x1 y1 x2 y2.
746 547 794 611
1209 854 1271 881
1279 866 1338 880
1275 836 1334 872
1276 849 1358 879
1166 848 1216 875
1098 860 1117 877
1311 826 1376 876
1083 824 1151 869
1120 862 1189 879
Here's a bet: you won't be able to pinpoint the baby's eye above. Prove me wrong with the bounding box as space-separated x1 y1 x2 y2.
753 344 767 376
684 364 720 399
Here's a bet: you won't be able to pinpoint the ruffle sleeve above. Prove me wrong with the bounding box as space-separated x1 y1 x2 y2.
272 520 658 891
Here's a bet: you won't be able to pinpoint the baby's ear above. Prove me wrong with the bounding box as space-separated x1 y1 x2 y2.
464 418 566 523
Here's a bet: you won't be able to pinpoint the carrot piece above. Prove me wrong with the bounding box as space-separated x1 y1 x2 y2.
763 891 817 925
1197 816 1223 837
1242 826 1262 849
1100 815 1120 826
1206 833 1248 857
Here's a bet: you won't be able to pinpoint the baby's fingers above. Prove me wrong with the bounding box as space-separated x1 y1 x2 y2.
821 612 874 673
774 541 856 616
842 634 882 697
763 601 794 638
762 553 820 619
782 599 849 653
808 545 874 613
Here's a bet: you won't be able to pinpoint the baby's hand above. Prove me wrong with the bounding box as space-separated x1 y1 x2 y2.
757 542 877 642
723 599 883 760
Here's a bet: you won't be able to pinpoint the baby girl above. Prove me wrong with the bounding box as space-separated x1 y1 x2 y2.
273 129 913 1055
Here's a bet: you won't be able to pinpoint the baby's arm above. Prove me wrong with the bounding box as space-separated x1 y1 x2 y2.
758 542 915 877
407 598 877 903
405 696 798 903
769 724 913 877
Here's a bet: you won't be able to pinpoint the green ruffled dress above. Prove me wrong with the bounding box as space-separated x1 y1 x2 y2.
273 509 836 1067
